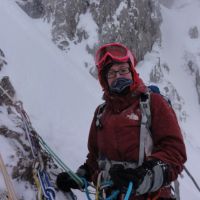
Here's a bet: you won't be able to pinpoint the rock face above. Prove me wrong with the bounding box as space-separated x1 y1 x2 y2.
0 50 66 200
188 26 199 39
196 70 200 104
150 60 187 122
158 0 175 8
0 48 7 70
17 0 45 18
17 0 162 61
0 77 15 105
184 51 200 104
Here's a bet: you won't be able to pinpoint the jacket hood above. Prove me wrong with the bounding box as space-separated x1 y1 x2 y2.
98 59 144 96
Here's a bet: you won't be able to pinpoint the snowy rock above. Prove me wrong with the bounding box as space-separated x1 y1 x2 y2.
188 26 199 39
17 0 45 19
148 57 186 121
158 0 175 8
0 75 62 199
0 77 15 105
150 62 164 83
184 51 200 105
163 82 187 122
149 58 170 83
0 49 7 70
0 103 62 200
18 0 162 61
196 69 200 104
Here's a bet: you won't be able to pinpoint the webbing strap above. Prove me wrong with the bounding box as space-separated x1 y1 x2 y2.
139 92 153 166
139 111 148 166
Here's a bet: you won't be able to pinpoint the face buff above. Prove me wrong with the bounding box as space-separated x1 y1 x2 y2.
109 77 133 95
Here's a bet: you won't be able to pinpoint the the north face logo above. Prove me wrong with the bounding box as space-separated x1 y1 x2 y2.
127 112 139 120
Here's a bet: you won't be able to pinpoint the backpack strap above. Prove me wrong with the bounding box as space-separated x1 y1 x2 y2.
95 102 106 129
139 89 181 199
138 91 153 166
138 85 171 166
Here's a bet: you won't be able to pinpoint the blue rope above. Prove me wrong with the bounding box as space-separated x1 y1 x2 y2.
101 180 119 200
100 180 113 189
81 178 93 200
81 177 120 200
124 182 133 200
105 190 120 200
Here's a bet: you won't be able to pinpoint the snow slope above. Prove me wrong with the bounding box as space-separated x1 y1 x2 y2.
0 0 200 199
138 0 200 198
0 0 102 199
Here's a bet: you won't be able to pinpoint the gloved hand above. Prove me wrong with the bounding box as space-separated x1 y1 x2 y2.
56 172 79 192
56 163 91 192
76 163 91 181
109 159 169 195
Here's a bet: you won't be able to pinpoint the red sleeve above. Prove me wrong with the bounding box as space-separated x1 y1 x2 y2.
85 107 99 180
149 93 187 181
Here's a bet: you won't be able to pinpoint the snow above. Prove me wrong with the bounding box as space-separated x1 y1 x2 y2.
0 0 101 198
159 3 200 146
112 1 128 26
0 0 200 199
77 11 98 48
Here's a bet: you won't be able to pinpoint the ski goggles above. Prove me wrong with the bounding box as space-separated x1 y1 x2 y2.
95 43 133 70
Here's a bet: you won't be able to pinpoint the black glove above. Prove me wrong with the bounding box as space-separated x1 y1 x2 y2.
76 163 91 181
109 159 169 195
56 163 91 192
56 172 79 192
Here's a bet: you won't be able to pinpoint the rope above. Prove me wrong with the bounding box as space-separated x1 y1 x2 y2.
33 172 43 200
95 171 102 200
124 182 133 200
82 172 121 200
0 154 18 200
105 190 120 200
95 171 120 200
82 178 93 200
38 135 84 187
0 83 78 199
39 135 123 200
183 165 200 192
12 102 56 200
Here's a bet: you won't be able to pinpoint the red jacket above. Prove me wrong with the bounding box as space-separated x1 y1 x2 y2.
85 79 186 199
